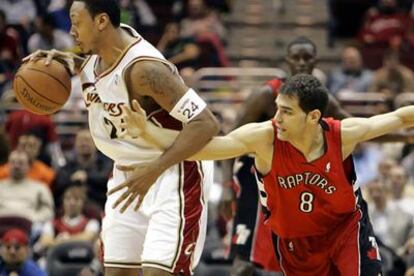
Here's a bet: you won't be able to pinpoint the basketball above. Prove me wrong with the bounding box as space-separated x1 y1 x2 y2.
13 58 71 115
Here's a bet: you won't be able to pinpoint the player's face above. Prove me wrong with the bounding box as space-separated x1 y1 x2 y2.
274 94 308 141
70 1 99 54
285 43 316 75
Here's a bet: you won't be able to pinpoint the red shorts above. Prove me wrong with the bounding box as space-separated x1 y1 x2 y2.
272 211 382 276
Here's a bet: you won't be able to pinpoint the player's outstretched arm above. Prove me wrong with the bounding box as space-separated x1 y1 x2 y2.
341 105 414 157
119 100 260 160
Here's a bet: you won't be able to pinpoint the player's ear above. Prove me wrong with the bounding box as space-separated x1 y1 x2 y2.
95 13 110 31
307 109 321 125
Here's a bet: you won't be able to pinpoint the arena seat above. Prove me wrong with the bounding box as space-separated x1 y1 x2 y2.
336 91 390 116
46 241 94 276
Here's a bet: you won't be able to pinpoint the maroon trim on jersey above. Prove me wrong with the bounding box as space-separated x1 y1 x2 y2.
53 216 89 235
93 37 142 80
173 161 204 275
148 109 183 131
79 55 92 72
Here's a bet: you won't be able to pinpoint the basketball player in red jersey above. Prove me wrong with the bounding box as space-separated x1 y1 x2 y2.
117 73 414 275
220 36 349 276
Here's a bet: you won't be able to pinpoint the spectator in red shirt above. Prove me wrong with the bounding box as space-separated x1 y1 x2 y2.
358 0 408 48
5 110 66 168
36 183 100 253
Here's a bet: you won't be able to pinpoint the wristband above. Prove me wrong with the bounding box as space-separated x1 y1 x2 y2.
169 89 207 123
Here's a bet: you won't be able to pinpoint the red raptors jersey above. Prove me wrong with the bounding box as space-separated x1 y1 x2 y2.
258 118 361 239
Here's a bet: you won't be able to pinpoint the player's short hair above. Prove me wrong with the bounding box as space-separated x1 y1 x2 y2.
280 74 328 117
74 0 120 27
287 36 317 55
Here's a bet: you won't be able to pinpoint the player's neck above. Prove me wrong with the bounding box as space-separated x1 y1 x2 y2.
290 125 324 162
97 28 136 69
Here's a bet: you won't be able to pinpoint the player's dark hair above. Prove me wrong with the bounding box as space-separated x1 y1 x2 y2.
287 36 317 55
279 74 328 117
74 0 120 27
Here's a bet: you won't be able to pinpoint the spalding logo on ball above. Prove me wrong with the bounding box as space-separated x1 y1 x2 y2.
13 58 71 115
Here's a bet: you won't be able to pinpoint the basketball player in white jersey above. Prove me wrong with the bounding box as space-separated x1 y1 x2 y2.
24 1 219 276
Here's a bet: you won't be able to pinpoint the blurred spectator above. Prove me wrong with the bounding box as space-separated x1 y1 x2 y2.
0 128 10 165
0 133 55 188
36 183 99 254
157 22 200 70
402 150 414 180
378 158 398 182
180 0 226 41
369 50 414 96
0 150 54 224
53 130 112 209
0 0 36 29
387 165 414 214
358 0 408 48
367 179 414 252
47 0 71 32
328 46 373 94
118 0 159 44
0 9 19 94
28 13 74 53
353 144 384 186
0 228 46 276
5 110 66 168
0 10 19 63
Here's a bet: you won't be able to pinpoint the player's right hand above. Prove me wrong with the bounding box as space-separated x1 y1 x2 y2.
22 49 77 75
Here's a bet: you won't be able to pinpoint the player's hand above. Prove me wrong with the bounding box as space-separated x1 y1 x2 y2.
22 49 78 75
118 99 147 139
107 162 163 212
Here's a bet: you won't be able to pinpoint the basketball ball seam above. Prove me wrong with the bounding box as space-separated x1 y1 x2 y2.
25 67 71 93
14 75 66 105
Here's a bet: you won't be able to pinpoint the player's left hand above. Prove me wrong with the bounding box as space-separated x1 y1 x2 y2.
107 162 163 212
118 99 147 139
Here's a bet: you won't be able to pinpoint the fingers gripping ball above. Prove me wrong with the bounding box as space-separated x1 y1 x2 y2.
13 58 71 115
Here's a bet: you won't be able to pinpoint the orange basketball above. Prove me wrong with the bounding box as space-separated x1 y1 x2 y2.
13 58 71 115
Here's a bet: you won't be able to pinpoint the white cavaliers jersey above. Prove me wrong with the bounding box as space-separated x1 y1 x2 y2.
80 24 182 165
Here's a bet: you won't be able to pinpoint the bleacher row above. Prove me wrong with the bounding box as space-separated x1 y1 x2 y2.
2 67 414 140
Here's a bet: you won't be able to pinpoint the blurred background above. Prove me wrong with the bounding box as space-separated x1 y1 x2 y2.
1 0 414 275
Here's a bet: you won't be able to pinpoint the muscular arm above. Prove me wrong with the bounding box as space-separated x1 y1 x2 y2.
133 119 266 160
125 60 220 171
341 105 414 158
221 84 274 183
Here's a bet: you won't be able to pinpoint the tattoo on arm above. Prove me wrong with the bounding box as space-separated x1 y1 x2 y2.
130 61 188 110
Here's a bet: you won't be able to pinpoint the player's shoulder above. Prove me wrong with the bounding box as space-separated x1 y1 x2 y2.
125 59 173 83
239 121 274 143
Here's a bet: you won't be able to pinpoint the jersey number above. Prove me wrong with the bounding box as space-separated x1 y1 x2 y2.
104 117 118 139
299 192 314 213
182 102 199 120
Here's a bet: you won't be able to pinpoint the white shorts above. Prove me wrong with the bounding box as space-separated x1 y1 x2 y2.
101 160 213 275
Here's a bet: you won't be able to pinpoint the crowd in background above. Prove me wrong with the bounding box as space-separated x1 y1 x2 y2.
1 0 414 275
